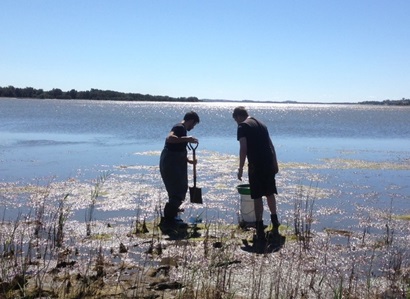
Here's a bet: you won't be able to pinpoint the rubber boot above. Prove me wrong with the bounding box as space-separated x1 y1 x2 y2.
160 203 187 231
163 203 178 221
270 214 280 236
268 214 285 246
253 220 267 253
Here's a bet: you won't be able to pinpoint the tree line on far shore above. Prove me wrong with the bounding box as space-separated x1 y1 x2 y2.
358 98 410 106
1 85 408 105
0 86 200 102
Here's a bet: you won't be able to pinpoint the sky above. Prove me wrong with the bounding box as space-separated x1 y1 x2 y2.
1 1 409 103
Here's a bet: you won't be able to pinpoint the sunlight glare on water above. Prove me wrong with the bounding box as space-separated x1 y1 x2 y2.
0 99 409 235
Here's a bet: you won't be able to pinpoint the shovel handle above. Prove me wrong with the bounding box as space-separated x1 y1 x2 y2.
188 142 198 151
188 143 198 187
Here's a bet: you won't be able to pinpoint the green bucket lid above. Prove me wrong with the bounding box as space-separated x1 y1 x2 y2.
236 184 251 195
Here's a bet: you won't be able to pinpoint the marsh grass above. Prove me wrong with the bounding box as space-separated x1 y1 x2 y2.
292 183 316 250
1 171 410 298
86 171 111 237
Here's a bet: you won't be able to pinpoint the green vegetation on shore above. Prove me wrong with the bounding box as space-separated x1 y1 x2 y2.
0 85 200 102
358 98 410 106
1 85 409 105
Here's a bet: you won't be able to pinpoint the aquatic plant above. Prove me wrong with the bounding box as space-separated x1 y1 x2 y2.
0 151 409 298
292 183 316 250
85 171 111 237
54 193 70 248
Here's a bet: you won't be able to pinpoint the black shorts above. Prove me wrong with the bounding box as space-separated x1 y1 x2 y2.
248 163 278 199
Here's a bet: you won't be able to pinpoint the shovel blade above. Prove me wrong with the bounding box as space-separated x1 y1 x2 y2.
189 187 203 204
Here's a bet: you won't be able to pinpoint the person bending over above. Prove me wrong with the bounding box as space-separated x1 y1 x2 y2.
233 106 282 247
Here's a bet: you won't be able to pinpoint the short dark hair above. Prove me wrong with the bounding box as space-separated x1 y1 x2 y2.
184 111 200 123
232 106 249 118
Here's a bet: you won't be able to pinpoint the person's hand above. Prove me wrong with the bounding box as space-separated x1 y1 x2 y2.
188 158 197 165
237 167 243 181
188 136 198 144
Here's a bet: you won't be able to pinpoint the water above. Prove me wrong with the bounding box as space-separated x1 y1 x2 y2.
1 98 410 232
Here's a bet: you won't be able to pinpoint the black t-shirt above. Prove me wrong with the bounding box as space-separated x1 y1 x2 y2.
237 117 273 166
164 123 187 152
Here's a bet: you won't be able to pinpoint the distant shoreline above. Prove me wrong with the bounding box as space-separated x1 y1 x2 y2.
3 96 410 106
0 97 357 105
1 85 409 106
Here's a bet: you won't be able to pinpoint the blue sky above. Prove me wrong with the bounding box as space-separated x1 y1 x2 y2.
1 1 409 103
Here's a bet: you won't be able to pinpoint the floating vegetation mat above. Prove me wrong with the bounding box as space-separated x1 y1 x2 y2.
320 158 410 170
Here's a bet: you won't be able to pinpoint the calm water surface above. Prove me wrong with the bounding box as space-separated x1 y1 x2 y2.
1 98 409 231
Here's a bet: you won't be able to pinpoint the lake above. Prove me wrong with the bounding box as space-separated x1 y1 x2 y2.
1 98 409 233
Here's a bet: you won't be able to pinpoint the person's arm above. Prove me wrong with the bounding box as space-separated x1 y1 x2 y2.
237 137 247 180
166 131 198 144
166 130 198 164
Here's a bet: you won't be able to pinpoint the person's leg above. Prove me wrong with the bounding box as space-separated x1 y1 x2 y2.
160 151 187 226
266 194 280 236
253 197 266 240
266 194 277 215
163 201 179 221
254 198 264 221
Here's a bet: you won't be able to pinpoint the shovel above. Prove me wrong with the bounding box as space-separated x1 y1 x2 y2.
188 143 203 204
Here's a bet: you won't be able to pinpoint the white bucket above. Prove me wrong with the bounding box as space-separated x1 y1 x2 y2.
236 184 256 223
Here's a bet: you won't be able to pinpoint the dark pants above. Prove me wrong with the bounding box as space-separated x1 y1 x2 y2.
159 148 188 219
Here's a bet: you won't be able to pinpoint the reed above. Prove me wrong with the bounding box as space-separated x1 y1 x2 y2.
85 171 111 237
292 183 316 251
0 177 409 298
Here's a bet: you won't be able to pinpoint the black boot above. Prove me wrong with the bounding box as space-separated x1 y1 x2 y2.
160 203 187 232
255 221 266 239
267 214 285 246
253 220 267 253
270 214 280 236
163 203 177 220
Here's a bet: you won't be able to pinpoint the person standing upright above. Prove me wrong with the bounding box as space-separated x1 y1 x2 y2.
232 106 282 248
159 111 200 232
